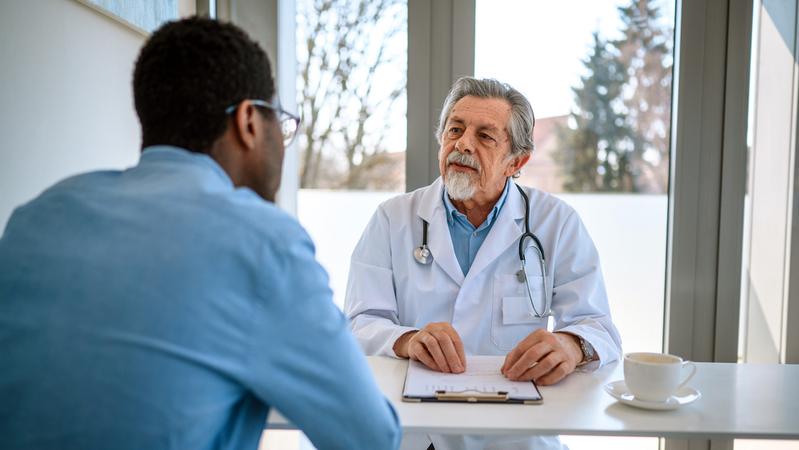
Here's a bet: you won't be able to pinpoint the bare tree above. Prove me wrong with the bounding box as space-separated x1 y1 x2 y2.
297 0 406 189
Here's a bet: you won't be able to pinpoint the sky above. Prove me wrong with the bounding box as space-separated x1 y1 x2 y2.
475 0 676 119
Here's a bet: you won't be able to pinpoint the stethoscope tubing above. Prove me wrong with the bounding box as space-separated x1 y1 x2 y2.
413 183 552 317
515 185 551 318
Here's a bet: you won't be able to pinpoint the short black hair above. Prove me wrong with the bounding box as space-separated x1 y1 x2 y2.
133 17 274 153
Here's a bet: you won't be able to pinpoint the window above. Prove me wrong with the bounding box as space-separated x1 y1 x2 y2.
295 0 408 309
475 1 675 449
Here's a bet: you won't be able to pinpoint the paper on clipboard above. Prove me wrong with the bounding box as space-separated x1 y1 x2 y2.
402 355 542 403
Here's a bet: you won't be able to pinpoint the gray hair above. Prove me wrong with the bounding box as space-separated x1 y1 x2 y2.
436 77 536 157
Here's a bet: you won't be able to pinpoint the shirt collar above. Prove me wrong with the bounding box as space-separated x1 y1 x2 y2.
442 178 512 229
139 145 234 188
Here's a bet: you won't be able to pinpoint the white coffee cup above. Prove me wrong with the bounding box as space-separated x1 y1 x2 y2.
623 352 697 402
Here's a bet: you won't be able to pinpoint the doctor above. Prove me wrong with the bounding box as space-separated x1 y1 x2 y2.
345 77 622 450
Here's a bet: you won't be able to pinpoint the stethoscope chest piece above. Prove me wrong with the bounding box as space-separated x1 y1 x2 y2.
414 245 432 265
414 219 433 265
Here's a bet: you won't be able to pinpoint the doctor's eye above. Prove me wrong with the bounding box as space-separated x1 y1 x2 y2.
479 132 497 143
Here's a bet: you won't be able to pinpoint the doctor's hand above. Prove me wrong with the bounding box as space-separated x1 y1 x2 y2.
501 330 583 385
393 323 466 373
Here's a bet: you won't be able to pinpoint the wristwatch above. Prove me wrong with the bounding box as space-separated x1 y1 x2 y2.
577 336 596 365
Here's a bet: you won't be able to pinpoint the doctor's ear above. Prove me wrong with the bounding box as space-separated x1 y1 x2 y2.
505 153 531 177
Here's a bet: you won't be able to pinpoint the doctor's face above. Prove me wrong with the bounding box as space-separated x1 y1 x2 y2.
438 96 521 202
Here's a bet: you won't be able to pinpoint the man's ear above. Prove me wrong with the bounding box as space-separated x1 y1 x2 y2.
231 101 260 151
505 153 531 177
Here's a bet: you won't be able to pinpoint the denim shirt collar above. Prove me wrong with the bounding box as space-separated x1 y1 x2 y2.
139 145 234 189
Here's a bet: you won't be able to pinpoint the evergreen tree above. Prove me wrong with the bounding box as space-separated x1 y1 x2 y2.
615 0 673 193
556 32 636 192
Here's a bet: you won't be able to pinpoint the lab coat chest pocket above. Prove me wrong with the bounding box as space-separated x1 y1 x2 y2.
491 274 548 351
502 296 538 325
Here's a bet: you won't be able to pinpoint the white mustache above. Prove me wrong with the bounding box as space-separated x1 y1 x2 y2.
447 151 480 171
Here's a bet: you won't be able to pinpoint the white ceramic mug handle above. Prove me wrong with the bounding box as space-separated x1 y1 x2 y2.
678 361 697 389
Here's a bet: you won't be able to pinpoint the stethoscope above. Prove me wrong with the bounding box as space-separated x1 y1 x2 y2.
414 184 552 318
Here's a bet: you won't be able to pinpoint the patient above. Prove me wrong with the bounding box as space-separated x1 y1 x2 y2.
0 17 400 450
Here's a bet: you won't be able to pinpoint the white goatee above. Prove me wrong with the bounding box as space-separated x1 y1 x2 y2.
445 171 476 200
444 151 480 200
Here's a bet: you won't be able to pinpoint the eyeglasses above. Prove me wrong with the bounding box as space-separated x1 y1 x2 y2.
225 99 300 146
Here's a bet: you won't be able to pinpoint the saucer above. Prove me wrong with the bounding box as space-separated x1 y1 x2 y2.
604 380 701 411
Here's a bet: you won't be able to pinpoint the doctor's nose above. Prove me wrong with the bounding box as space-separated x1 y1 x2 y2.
454 133 476 153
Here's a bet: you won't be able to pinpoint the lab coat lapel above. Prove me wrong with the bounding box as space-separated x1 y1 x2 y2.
418 178 465 286
464 182 525 283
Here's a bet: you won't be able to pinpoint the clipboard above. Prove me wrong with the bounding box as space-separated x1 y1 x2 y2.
401 356 543 405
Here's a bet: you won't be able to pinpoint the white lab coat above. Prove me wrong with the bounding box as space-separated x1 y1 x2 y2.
344 178 622 450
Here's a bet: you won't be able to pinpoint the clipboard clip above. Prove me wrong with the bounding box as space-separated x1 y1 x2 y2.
435 389 510 403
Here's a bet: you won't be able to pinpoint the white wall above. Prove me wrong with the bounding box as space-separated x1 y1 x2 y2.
0 0 144 228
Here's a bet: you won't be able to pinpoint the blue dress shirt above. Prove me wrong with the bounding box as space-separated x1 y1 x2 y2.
0 146 400 450
443 179 511 275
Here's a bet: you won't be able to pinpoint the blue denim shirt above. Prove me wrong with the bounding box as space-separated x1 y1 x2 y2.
443 179 511 275
0 146 400 450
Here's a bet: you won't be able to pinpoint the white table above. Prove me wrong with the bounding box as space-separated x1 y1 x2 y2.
267 356 799 440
